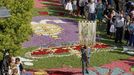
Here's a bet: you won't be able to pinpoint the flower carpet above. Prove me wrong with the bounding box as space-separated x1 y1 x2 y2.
34 0 46 8
31 45 81 56
23 16 78 48
34 0 66 16
24 0 134 75
28 0 78 47
31 45 81 57
30 43 110 56
23 43 111 60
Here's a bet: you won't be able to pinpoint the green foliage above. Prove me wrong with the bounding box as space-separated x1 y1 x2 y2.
0 0 33 54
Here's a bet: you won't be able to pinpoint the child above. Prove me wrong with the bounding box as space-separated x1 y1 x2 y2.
96 34 101 42
87 0 96 21
15 58 24 75
8 56 15 75
110 13 117 39
72 0 77 16
65 0 73 15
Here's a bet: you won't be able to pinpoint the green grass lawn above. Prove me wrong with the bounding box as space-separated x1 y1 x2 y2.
90 51 130 66
24 50 130 69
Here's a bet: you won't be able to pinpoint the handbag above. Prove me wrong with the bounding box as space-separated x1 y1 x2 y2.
110 25 116 33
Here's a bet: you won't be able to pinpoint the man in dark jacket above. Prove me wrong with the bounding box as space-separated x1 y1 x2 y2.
81 45 89 75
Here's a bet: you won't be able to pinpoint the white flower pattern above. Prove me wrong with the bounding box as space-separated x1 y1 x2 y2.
31 19 64 36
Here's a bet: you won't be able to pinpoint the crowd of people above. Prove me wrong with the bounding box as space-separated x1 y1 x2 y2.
0 51 25 75
8 57 24 75
61 0 134 47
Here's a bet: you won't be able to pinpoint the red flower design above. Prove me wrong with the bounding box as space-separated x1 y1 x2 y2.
72 45 82 51
31 48 50 55
31 45 92 56
92 43 109 48
54 47 69 54
38 11 48 15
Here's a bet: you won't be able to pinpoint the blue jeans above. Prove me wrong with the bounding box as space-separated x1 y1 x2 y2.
129 34 134 47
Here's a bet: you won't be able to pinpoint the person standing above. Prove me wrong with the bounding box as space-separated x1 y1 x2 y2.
86 0 96 21
124 15 131 44
81 45 89 75
72 0 78 16
103 5 113 36
114 11 125 43
76 0 80 16
79 0 87 17
96 0 105 22
15 58 24 75
101 0 107 8
65 0 73 15
2 50 11 75
128 19 134 47
109 9 117 39
61 0 67 7
87 46 91 66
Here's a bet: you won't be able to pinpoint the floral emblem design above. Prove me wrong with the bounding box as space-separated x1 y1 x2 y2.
31 19 63 37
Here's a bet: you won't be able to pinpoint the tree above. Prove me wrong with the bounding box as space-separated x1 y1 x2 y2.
0 0 33 55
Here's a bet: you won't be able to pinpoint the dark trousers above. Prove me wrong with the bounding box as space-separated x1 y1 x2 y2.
82 60 88 75
115 27 123 43
129 34 134 47
80 6 84 16
88 13 96 21
107 20 111 35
